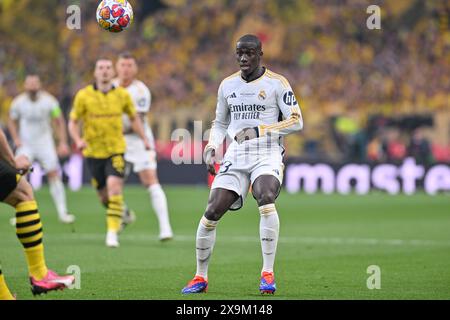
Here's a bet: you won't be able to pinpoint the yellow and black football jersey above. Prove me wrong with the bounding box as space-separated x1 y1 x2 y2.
70 84 136 158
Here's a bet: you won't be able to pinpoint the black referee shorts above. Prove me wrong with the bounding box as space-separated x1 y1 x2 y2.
0 159 18 201
86 154 125 191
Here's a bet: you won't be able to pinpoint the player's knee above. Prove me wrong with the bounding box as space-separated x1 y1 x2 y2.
47 170 59 181
106 177 123 196
204 204 224 221
10 180 35 205
255 190 277 206
140 170 158 188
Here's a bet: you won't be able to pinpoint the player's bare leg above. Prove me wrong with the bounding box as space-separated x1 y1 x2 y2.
47 169 75 224
182 188 238 294
3 178 74 296
136 168 174 240
252 175 281 294
105 176 125 248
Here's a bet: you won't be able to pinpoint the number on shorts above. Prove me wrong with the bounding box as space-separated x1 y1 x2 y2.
112 155 125 174
219 161 232 174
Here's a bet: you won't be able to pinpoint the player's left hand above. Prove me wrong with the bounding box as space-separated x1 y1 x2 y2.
57 142 71 158
234 127 259 144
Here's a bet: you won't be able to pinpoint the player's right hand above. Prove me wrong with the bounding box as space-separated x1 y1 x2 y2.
75 139 87 152
15 155 31 173
203 145 216 176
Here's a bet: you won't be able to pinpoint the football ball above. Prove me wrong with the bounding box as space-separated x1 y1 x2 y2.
96 0 134 33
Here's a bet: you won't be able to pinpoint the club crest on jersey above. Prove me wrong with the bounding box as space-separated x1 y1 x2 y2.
258 90 267 100
138 98 146 107
283 91 298 106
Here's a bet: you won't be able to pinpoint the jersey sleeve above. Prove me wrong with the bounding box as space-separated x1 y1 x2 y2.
9 97 21 120
258 79 303 136
135 85 151 113
69 91 85 121
207 82 230 149
123 90 137 118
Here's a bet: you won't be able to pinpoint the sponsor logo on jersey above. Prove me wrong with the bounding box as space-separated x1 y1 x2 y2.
230 104 266 112
240 92 256 97
283 91 298 106
228 92 237 99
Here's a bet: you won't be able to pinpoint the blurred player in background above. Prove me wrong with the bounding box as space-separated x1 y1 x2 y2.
0 129 74 299
69 58 151 248
8 74 74 224
114 52 173 241
182 35 303 295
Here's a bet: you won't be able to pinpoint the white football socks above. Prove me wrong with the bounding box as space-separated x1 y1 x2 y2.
195 216 218 279
49 177 69 220
148 184 173 238
259 204 280 274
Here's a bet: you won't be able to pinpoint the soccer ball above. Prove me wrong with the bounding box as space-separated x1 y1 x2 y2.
96 0 134 33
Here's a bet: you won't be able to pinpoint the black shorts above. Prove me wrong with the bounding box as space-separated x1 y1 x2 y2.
86 154 126 190
0 159 18 201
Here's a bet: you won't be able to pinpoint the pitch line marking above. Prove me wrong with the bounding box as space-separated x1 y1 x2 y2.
42 234 450 247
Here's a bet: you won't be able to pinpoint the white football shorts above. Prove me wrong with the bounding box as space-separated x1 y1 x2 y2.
16 142 59 173
211 139 284 210
124 134 157 173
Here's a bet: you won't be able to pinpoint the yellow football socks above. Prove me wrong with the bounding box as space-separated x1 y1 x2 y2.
15 201 48 280
106 194 124 233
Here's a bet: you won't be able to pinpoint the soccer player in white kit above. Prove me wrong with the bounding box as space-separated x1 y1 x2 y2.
114 53 173 241
182 35 303 294
8 74 75 224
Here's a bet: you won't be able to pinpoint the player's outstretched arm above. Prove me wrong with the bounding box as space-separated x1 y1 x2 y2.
53 113 70 157
204 82 230 175
207 83 230 151
68 119 86 152
235 82 303 144
130 115 151 150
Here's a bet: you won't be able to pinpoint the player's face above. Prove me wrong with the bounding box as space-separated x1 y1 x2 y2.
94 60 115 83
116 58 137 81
24 76 41 94
236 42 261 75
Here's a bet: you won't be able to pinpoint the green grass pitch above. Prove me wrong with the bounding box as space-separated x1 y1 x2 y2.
0 186 449 300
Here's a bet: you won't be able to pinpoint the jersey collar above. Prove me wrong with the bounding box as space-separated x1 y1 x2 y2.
240 67 267 84
93 83 116 93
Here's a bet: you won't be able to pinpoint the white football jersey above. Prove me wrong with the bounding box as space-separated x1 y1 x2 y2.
112 79 155 148
208 68 303 150
9 91 60 145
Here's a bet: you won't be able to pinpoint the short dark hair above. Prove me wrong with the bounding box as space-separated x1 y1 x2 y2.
118 51 137 62
237 34 262 50
25 72 40 79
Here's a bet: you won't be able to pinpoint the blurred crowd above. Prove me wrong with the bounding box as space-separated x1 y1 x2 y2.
0 0 449 162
